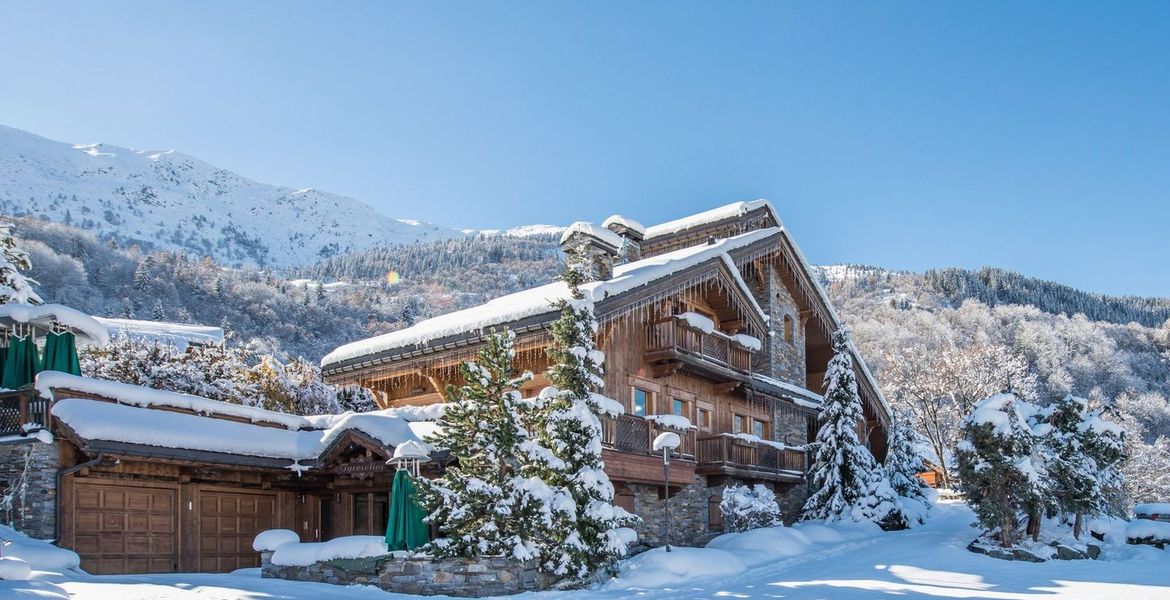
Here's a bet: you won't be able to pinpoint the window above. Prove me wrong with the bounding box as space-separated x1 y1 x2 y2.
783 314 794 344
352 492 389 536
632 388 650 416
671 397 689 417
753 419 768 440
733 414 746 433
697 408 713 431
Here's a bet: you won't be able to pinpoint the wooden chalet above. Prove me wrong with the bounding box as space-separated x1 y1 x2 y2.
321 200 892 544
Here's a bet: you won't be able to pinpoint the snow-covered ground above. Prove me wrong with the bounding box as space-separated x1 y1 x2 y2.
4 502 1169 599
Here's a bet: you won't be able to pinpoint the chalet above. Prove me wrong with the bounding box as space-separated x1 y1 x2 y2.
320 200 892 546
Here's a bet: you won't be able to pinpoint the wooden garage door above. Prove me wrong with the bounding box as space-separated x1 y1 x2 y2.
73 482 178 574
198 489 278 572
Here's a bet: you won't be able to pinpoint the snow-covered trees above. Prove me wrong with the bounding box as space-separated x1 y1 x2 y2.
418 331 569 561
0 221 41 305
721 484 781 532
1040 395 1126 537
802 329 906 530
520 272 635 579
956 392 1047 547
884 412 932 525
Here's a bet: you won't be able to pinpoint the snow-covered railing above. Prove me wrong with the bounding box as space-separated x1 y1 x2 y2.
646 318 753 373
600 413 696 458
695 434 805 478
0 389 49 438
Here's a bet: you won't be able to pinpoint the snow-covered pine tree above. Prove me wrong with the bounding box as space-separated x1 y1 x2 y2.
720 484 781 532
955 391 1047 547
1041 395 1125 538
418 331 570 562
884 411 932 525
801 329 907 530
0 222 42 305
522 270 635 579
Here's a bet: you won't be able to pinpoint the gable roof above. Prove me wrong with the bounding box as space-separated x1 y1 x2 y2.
320 228 780 373
644 199 781 240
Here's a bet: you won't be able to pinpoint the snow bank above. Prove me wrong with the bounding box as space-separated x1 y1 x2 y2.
0 303 109 346
270 536 388 567
1127 519 1170 541
0 524 81 572
253 529 300 552
1135 503 1170 517
0 557 31 581
707 526 812 567
614 546 747 588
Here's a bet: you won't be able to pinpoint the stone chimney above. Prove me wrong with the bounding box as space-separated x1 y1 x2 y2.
560 221 622 282
602 215 645 264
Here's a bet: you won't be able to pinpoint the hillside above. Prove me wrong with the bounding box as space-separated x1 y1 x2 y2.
0 124 464 267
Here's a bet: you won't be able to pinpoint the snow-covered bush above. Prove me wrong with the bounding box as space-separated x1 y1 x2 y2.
0 221 41 305
252 529 300 552
720 484 781 532
0 524 81 572
802 329 907 531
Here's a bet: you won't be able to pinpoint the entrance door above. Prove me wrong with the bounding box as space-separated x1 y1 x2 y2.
72 482 178 574
197 489 278 572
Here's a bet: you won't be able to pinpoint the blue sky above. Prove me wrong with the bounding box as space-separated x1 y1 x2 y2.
2 2 1168 296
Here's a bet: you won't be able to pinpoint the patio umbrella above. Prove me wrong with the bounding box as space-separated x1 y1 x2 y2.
385 469 429 551
42 330 80 376
1 335 41 389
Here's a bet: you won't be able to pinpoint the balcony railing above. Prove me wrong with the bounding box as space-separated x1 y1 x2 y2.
645 319 752 373
600 413 695 459
0 390 50 438
695 434 806 479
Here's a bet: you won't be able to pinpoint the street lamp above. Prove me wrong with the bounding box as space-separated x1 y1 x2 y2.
652 431 681 552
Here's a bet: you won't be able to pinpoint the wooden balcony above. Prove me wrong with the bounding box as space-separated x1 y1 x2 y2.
695 434 807 483
644 318 753 380
600 413 695 459
600 413 697 486
0 390 50 438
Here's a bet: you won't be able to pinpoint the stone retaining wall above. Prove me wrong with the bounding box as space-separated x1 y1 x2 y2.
261 552 562 597
0 439 58 540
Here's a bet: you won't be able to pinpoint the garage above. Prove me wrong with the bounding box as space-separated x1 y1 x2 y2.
71 481 178 575
197 489 279 572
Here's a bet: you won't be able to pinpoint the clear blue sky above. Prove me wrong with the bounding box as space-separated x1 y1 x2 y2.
2 2 1168 296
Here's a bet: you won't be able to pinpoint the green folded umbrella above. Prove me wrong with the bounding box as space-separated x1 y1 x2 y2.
1 335 41 389
42 330 81 376
385 469 429 551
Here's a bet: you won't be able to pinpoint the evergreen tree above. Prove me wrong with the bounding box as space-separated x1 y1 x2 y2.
418 331 570 561
523 270 636 579
884 411 932 525
802 329 906 530
955 391 1047 547
1042 395 1125 538
0 222 41 305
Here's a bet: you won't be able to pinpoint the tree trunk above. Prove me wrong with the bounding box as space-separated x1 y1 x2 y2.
1027 511 1040 542
1001 513 1013 548
1073 512 1083 540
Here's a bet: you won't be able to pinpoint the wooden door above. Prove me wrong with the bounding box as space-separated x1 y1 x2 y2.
71 481 178 574
197 489 278 572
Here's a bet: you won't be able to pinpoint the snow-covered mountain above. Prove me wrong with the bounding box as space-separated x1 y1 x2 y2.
0 125 465 267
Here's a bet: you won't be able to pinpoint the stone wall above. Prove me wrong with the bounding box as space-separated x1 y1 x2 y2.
261 552 562 597
627 476 714 549
747 264 806 386
0 439 58 540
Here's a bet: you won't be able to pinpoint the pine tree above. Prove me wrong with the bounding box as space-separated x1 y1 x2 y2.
955 391 1047 547
522 270 636 579
0 222 41 305
1042 395 1125 538
417 331 570 561
884 411 932 525
802 329 906 530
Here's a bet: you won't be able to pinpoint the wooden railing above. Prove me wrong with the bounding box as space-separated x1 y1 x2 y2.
646 319 752 373
695 435 806 476
0 390 50 438
600 413 696 459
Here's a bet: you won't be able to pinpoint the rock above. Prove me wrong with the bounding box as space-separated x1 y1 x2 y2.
1052 544 1089 561
1086 544 1102 559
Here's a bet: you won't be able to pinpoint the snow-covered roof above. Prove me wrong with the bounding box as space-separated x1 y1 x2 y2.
322 228 781 369
93 317 224 350
752 373 824 409
601 215 646 236
644 200 780 239
0 303 110 346
559 221 625 250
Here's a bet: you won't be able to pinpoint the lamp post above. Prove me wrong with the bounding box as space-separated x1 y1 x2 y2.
652 431 681 552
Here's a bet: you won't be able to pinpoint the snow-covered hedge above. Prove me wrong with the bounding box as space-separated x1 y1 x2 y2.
252 529 300 552
720 484 781 532
270 536 389 567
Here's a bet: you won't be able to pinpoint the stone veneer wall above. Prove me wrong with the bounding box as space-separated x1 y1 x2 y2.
747 264 806 385
627 476 714 550
0 439 58 540
261 552 562 597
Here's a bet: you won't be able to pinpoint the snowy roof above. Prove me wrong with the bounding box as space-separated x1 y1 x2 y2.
601 215 646 236
0 303 110 346
751 374 824 410
322 228 780 369
93 317 224 350
559 221 625 250
644 200 780 239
